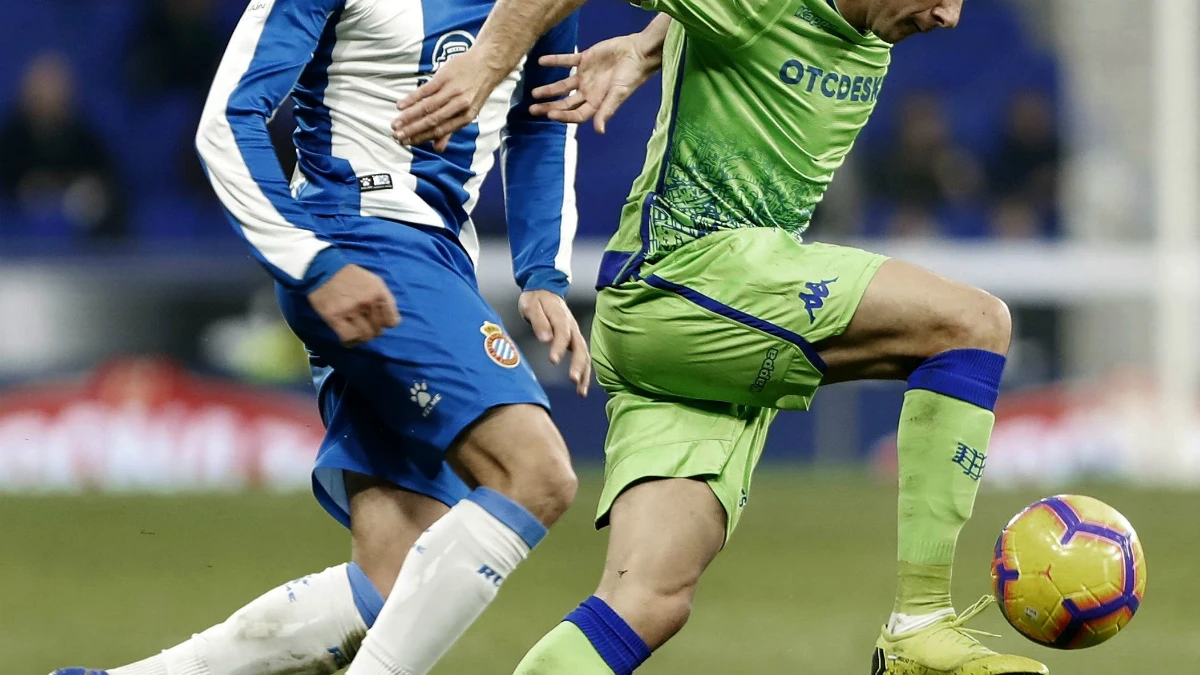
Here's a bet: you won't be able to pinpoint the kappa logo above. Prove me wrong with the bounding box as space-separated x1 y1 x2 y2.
750 347 781 393
410 381 442 417
432 30 474 72
481 322 520 368
798 278 838 322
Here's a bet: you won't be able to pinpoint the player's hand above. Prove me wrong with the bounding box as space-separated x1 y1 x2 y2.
307 264 401 348
529 32 663 134
519 290 590 397
393 51 508 151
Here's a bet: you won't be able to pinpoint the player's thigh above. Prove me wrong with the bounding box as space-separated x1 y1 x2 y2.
593 228 884 410
345 471 451 597
446 402 577 525
815 258 1013 384
596 388 775 543
595 478 727 648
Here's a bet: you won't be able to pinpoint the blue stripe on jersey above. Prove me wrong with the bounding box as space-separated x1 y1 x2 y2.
503 12 577 296
411 0 488 231
292 4 359 214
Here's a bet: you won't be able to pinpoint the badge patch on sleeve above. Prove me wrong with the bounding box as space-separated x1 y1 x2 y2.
358 174 393 192
481 322 520 368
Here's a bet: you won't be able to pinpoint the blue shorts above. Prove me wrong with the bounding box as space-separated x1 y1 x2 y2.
276 215 550 528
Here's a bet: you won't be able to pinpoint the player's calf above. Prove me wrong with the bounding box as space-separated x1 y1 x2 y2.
513 478 726 674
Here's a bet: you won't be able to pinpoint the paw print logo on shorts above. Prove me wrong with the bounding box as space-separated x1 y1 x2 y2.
409 382 442 418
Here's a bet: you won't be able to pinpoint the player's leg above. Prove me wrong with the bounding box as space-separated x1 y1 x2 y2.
818 259 1009 629
512 381 772 674
283 221 578 675
62 502 425 675
56 386 454 675
814 259 1045 674
56 458 451 672
348 403 576 675
513 479 724 675
579 229 1041 673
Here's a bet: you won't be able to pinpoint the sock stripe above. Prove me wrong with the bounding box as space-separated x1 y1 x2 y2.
466 487 548 549
346 562 384 628
564 596 651 675
906 349 1006 411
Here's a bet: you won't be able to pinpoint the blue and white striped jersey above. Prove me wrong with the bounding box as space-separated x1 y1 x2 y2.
196 0 579 296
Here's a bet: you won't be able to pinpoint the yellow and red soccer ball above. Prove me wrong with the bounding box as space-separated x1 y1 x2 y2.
991 495 1146 649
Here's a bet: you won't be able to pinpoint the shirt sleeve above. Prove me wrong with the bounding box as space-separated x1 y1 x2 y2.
195 0 349 293
500 12 580 298
634 0 793 47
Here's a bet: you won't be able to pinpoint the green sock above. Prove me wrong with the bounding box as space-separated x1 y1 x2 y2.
893 388 994 615
513 622 615 675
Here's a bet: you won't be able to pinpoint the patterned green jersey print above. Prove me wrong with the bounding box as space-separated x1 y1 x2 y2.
608 0 892 273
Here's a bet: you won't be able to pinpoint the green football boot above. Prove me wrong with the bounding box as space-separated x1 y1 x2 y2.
871 596 1049 675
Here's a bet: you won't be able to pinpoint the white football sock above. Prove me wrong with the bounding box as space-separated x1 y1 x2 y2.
347 488 546 675
886 608 956 636
109 563 378 675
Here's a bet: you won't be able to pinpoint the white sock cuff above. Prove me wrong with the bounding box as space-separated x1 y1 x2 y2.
454 499 533 575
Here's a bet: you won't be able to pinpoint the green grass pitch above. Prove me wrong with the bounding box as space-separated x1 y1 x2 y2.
4 470 1197 673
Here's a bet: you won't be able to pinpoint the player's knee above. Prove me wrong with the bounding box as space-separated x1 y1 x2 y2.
454 406 577 526
932 290 1012 356
519 440 578 525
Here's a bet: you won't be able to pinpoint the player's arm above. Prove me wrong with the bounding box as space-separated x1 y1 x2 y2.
392 0 590 149
503 13 590 397
196 0 398 347
529 13 671 134
393 0 790 148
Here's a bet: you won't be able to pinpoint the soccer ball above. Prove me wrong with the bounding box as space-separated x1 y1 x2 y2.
991 495 1146 649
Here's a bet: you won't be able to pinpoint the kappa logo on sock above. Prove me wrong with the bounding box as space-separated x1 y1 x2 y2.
477 564 505 587
951 442 986 481
798 278 838 322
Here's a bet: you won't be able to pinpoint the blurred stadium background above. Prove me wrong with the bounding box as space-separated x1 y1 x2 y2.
1 0 1198 672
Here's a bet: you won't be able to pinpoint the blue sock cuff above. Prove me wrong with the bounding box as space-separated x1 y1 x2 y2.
346 562 384 628
907 348 1006 411
564 596 651 675
466 487 548 549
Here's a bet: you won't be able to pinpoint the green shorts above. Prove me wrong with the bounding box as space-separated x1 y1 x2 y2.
591 228 887 540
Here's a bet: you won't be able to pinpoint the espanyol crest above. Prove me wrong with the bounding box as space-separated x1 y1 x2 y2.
480 321 520 368
433 30 475 72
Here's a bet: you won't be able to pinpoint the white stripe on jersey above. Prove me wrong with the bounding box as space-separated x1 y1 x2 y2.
554 119 578 283
196 0 330 282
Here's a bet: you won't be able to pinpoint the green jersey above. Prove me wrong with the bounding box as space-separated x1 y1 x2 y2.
598 0 891 287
